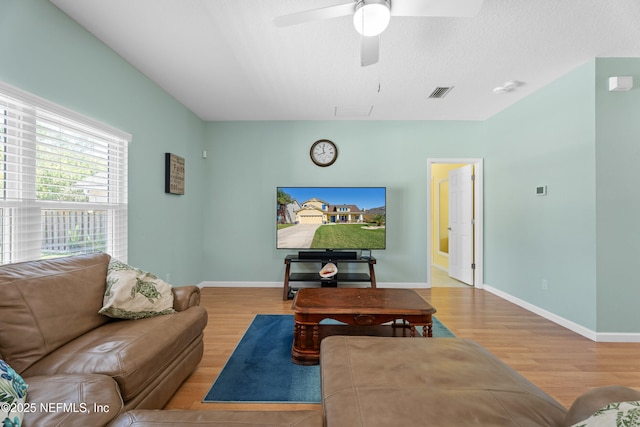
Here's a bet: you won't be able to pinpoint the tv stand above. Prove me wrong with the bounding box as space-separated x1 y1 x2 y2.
283 254 377 300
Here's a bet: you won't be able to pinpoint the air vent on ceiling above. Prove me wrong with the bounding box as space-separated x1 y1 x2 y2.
428 86 454 99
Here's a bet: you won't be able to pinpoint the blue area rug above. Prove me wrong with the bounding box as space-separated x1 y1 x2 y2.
203 314 455 403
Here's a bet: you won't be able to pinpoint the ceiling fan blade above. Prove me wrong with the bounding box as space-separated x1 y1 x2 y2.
361 35 379 67
273 2 356 27
390 0 484 17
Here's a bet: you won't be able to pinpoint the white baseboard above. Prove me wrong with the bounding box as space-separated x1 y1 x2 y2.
483 285 640 343
595 333 640 343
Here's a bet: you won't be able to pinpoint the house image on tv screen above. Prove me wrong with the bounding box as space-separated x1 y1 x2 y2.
296 198 364 224
276 187 386 250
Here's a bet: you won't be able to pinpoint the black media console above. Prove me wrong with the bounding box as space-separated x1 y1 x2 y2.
283 252 376 300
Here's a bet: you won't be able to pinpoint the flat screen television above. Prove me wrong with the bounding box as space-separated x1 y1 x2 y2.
276 186 386 250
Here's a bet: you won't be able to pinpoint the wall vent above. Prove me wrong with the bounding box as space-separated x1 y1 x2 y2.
428 86 454 99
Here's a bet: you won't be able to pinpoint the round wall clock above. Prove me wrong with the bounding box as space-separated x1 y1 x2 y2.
310 139 338 167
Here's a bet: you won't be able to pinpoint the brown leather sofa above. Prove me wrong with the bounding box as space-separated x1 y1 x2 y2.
3 254 638 426
320 336 640 427
0 253 208 426
109 336 640 427
110 410 324 426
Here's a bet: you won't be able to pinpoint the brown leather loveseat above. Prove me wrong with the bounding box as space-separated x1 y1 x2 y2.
3 254 638 427
319 336 640 427
108 335 640 427
0 253 208 426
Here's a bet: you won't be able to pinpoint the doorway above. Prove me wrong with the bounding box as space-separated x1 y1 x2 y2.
427 159 483 288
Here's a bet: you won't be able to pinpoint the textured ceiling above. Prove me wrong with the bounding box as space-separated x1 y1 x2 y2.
49 0 640 121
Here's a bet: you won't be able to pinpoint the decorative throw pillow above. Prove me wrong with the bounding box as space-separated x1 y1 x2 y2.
571 401 640 427
1 359 28 427
99 259 176 320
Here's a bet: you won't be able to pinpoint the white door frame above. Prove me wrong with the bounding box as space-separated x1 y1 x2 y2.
427 158 484 289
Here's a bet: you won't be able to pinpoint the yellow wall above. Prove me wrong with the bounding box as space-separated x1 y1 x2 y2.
431 164 467 270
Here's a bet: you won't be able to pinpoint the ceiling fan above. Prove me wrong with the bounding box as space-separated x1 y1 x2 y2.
273 0 484 67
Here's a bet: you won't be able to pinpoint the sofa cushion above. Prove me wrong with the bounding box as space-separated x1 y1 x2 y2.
564 386 640 426
22 306 207 402
321 336 567 427
99 259 175 320
23 374 122 427
0 253 111 373
568 401 640 427
1 359 28 427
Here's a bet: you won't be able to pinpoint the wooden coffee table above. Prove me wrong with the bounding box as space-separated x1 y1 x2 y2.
291 288 436 365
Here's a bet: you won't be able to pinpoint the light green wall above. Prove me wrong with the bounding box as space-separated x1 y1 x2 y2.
0 0 207 285
483 61 598 330
202 121 484 284
4 0 640 334
595 58 640 333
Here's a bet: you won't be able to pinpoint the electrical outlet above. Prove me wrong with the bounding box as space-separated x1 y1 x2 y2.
541 279 548 290
165 273 171 283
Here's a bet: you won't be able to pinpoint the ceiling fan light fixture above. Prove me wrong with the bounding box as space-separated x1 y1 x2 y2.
353 0 391 37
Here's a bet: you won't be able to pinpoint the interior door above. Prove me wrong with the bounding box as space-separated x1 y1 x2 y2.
448 164 474 285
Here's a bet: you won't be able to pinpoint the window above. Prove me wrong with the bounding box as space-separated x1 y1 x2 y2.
0 82 130 265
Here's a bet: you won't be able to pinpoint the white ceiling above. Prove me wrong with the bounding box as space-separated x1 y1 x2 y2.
50 0 640 121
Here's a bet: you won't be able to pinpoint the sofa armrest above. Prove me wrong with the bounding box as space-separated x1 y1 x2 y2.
172 286 201 312
24 374 123 427
563 386 640 426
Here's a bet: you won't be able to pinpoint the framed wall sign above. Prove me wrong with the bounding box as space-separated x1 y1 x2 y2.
165 153 185 195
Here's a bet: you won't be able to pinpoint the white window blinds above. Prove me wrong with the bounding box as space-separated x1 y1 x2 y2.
0 81 130 265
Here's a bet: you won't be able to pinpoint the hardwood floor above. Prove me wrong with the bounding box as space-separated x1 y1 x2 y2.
164 286 640 412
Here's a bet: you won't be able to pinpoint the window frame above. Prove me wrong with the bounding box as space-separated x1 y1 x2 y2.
0 81 131 265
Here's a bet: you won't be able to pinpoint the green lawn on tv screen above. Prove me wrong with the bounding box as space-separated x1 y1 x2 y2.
311 224 385 249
